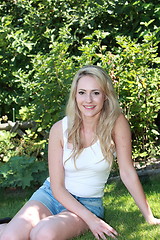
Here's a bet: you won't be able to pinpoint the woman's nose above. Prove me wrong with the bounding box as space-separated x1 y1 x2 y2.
85 93 92 102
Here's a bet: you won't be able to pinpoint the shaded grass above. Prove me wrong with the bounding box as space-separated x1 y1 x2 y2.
0 174 160 239
0 187 35 217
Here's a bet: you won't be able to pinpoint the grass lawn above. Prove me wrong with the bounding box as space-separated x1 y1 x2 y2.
0 174 160 240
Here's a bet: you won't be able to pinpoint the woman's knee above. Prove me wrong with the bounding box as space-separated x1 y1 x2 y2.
30 224 58 240
0 231 18 240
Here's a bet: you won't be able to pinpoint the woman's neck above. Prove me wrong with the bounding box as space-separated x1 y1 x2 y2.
81 115 99 132
80 117 99 147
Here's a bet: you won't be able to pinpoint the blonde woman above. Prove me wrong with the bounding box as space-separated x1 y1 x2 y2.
0 65 160 240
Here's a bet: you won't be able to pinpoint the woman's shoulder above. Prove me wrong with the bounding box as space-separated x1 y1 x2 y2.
115 113 129 124
49 116 68 140
50 116 67 131
116 113 128 124
49 119 64 139
112 113 131 138
51 119 62 129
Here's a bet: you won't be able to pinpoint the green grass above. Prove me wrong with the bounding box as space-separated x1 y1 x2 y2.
0 174 160 240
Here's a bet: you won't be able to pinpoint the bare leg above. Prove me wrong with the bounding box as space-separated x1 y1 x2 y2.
0 224 7 236
30 210 89 240
0 200 52 240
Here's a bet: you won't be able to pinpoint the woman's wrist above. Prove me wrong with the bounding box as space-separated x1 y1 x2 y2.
81 208 98 225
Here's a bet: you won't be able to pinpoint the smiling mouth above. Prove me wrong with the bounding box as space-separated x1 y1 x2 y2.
84 105 96 109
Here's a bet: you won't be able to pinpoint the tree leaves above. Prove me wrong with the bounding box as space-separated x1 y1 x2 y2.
0 0 160 188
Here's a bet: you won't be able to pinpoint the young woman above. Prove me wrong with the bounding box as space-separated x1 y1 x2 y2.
0 65 159 240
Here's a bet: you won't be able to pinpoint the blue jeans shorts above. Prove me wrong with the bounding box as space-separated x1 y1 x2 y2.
30 179 104 219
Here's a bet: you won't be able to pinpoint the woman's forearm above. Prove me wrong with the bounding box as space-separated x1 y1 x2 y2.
51 182 118 238
51 182 95 223
120 169 154 223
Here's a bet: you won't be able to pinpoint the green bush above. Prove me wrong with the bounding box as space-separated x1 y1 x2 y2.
112 35 160 160
0 131 48 188
0 155 48 189
0 0 160 188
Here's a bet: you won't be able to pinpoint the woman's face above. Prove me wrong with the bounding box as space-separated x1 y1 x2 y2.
76 75 106 119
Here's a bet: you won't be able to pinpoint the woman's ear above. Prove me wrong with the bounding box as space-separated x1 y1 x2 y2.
104 95 108 101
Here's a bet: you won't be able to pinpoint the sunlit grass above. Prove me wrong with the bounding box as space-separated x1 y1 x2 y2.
75 174 160 240
0 174 160 240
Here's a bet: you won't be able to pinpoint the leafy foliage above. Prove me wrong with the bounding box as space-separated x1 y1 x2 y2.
0 155 47 189
0 131 48 188
0 0 160 188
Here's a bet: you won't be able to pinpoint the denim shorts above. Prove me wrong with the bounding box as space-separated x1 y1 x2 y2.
30 179 104 219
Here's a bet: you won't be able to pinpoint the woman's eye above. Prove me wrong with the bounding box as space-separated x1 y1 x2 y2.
78 91 85 95
94 91 100 95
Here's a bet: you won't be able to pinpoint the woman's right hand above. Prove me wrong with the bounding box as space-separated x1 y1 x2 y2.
87 215 118 239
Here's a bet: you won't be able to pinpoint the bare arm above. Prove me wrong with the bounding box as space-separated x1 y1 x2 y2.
48 120 118 239
48 120 92 218
113 113 160 224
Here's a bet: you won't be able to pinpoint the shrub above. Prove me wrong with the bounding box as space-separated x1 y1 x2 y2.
0 130 48 188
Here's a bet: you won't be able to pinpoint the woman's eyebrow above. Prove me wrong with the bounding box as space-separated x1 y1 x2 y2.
78 89 101 91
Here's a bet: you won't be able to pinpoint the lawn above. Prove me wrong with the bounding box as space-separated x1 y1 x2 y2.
0 174 160 240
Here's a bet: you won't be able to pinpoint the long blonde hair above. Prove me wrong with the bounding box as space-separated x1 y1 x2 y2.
66 65 121 166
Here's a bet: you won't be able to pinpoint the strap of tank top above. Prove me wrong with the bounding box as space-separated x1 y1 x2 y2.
62 116 68 145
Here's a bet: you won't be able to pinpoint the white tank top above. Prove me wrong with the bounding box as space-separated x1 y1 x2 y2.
62 116 111 197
